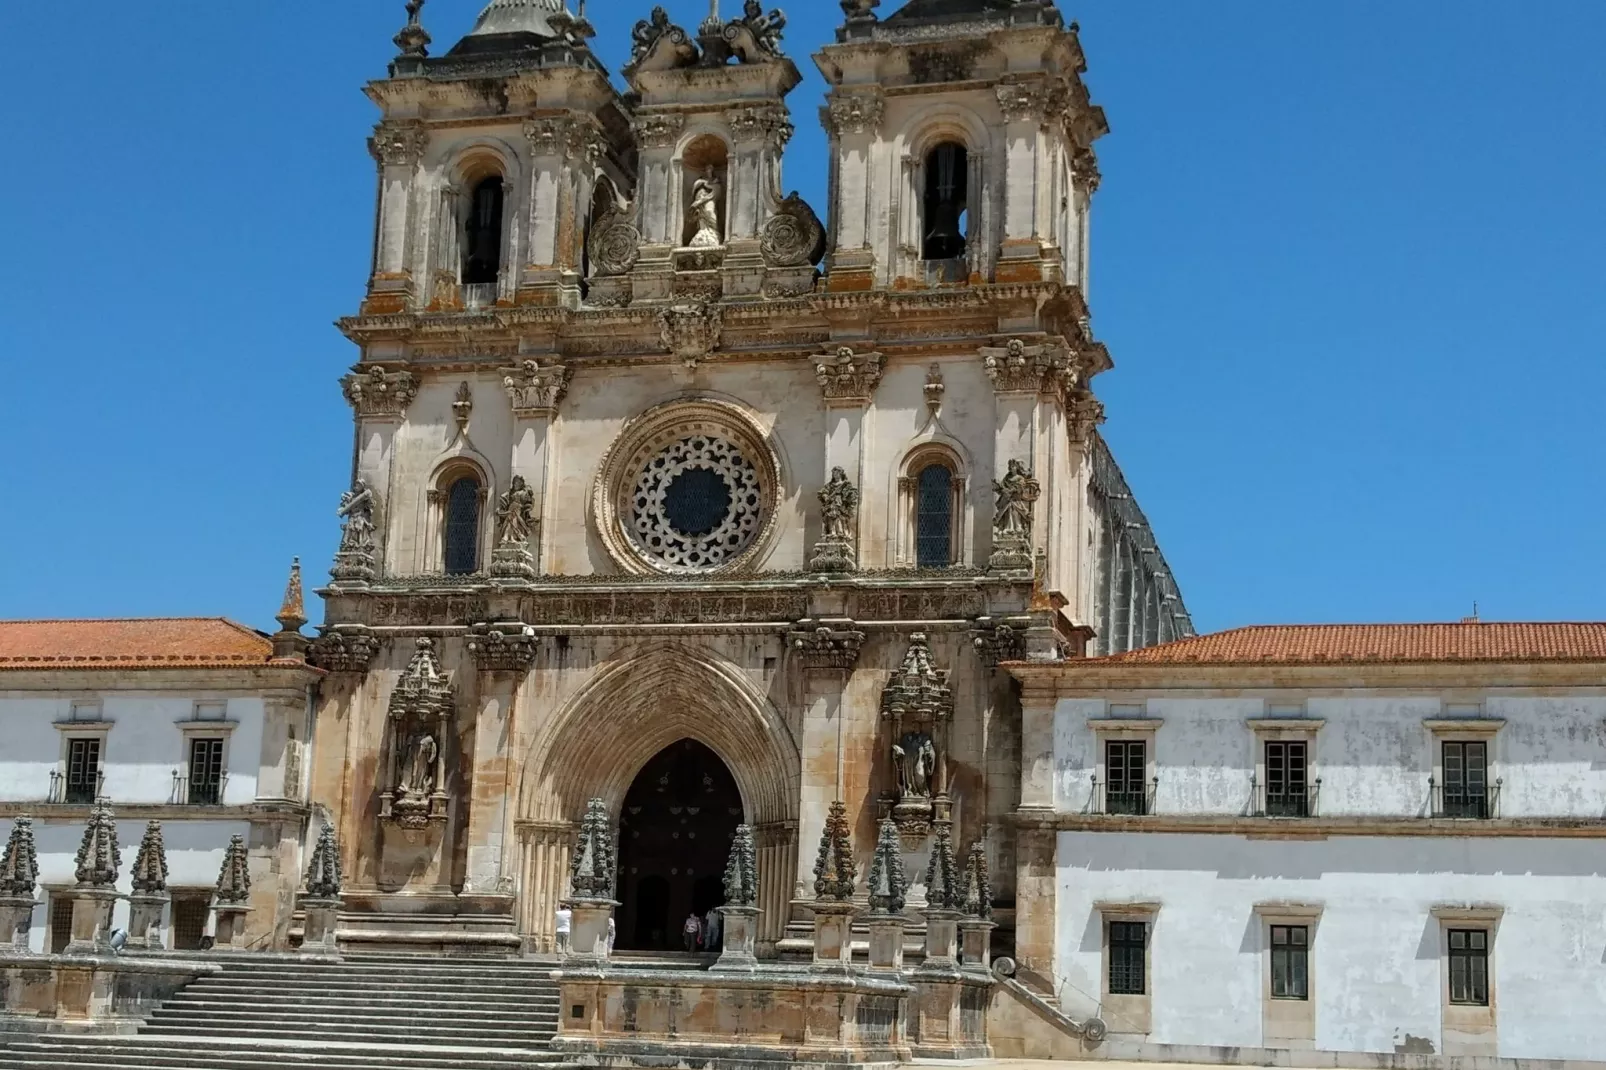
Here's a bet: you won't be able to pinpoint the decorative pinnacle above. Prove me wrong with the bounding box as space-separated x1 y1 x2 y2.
131 821 169 896
0 817 40 899
865 818 906 915
216 834 252 906
722 824 758 908
812 800 856 901
962 837 993 921
276 558 307 634
74 802 120 889
924 820 960 912
394 0 432 59
304 823 344 901
569 798 617 901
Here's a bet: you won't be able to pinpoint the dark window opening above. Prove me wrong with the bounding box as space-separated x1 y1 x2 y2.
915 463 953 568
1105 740 1147 815
1448 928 1489 1006
171 894 210 951
49 894 74 954
65 738 101 804
1265 741 1309 817
188 738 225 806
1108 920 1146 995
922 143 969 261
443 476 482 575
1442 741 1489 819
462 177 505 285
1270 924 1309 1000
663 468 732 537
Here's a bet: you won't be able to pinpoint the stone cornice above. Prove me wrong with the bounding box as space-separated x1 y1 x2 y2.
1010 810 1606 840
1006 660 1606 693
0 801 311 824
0 666 321 691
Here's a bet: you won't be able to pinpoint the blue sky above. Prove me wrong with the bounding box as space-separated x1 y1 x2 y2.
1 1 1601 634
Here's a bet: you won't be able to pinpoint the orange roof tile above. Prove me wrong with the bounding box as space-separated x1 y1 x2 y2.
1090 622 1606 666
0 618 279 670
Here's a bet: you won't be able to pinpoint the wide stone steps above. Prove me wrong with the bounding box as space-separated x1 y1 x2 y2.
0 1036 566 1070
164 990 553 1011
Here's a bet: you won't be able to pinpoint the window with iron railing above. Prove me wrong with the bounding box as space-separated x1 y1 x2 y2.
63 738 102 803
187 737 226 806
1262 741 1314 817
1104 740 1149 816
1435 741 1497 819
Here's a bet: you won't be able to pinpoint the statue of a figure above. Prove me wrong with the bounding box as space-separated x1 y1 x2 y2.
399 733 437 798
494 475 536 549
892 731 936 800
337 480 376 553
993 459 1040 539
818 467 858 541
688 167 724 248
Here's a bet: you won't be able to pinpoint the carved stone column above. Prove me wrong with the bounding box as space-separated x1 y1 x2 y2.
365 120 427 314
994 80 1055 279
500 360 570 575
822 91 884 290
522 118 604 302
810 347 880 572
337 365 417 583
463 623 537 895
981 339 1068 574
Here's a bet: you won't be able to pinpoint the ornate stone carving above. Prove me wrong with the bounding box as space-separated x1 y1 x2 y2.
215 834 251 906
722 824 758 908
304 823 343 900
729 105 792 147
309 628 378 674
627 8 696 76
881 633 954 724
1068 391 1107 445
924 821 961 912
865 818 906 916
452 381 474 435
341 365 418 418
633 111 687 149
687 168 725 249
383 639 453 830
823 93 884 137
813 346 883 402
332 479 379 584
980 338 1075 396
130 821 168 895
0 818 39 898
392 0 431 60
490 475 537 579
587 208 642 278
501 358 570 417
924 364 946 417
961 838 992 920
882 634 952 836
788 624 865 672
659 301 722 366
893 731 936 801
369 120 428 168
570 798 616 902
761 192 826 268
74 802 119 888
1072 144 1102 194
276 558 307 635
524 117 602 161
995 82 1048 124
725 0 787 64
990 459 1041 571
972 618 1026 668
467 621 538 672
810 467 859 573
812 800 855 902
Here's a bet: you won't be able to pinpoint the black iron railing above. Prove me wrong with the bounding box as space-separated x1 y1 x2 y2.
1431 777 1501 819
1250 775 1321 818
1089 774 1158 816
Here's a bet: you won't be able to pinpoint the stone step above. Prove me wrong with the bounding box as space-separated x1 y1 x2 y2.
201 970 560 988
0 1039 566 1070
185 977 559 996
146 1003 559 1027
166 990 556 1011
210 962 558 977
137 1018 555 1047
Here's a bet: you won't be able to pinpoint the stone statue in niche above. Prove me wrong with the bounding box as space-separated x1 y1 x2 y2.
893 730 936 800
495 476 536 548
993 459 1040 540
819 468 857 541
383 639 453 830
337 479 376 553
398 732 438 800
688 167 724 248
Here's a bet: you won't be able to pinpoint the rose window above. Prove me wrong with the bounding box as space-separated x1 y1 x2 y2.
627 434 763 571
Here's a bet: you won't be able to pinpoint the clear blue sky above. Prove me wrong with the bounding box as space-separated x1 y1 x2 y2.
2 2 1602 635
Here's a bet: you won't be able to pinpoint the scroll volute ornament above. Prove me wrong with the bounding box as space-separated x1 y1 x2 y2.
382 639 454 830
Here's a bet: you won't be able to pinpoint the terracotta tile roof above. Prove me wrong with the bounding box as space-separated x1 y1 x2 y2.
0 618 280 670
1091 623 1606 666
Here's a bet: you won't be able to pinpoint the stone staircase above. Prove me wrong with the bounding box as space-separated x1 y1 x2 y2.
0 953 568 1070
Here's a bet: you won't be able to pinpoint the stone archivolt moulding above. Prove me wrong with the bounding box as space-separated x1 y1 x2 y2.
592 399 784 578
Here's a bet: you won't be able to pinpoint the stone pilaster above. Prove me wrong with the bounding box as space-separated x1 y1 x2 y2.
501 359 570 574
365 119 427 314
811 347 880 571
789 622 865 922
464 624 537 895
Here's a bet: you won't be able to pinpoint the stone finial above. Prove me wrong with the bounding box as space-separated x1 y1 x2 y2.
394 0 432 59
74 802 120 889
722 825 758 908
961 838 992 921
276 558 307 634
880 633 954 723
304 823 344 900
865 818 906 916
452 381 475 435
216 834 252 906
812 800 855 901
0 817 40 898
131 821 169 895
570 798 617 901
924 821 961 912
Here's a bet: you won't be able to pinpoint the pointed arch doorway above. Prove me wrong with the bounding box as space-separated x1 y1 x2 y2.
615 739 744 952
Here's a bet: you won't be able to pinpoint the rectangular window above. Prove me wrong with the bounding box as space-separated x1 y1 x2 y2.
1447 928 1489 1005
49 893 74 954
1270 924 1309 1000
1108 920 1147 995
171 894 210 951
1265 741 1308 817
188 738 226 806
1105 740 1148 815
65 738 101 804
1442 741 1489 818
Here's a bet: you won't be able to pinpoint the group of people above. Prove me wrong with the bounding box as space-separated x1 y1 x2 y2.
681 907 723 954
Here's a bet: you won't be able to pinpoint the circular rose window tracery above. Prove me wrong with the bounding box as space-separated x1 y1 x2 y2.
594 400 783 576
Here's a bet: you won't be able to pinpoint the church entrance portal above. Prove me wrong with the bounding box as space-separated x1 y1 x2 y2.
615 739 743 952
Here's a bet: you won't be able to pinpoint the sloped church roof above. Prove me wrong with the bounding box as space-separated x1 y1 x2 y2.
467 0 565 38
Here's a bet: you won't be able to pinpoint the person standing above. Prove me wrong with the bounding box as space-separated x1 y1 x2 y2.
682 911 702 953
554 905 572 956
703 906 722 953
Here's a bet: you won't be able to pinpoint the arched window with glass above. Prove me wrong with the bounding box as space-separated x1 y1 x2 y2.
915 463 955 568
442 475 482 575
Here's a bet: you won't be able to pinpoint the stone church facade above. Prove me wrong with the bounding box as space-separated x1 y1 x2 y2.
306 0 1190 959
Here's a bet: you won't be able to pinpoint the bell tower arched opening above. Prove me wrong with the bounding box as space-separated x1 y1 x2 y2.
615 738 744 952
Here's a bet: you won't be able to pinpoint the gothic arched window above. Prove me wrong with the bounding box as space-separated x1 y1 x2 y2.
922 143 969 262
915 463 954 568
443 476 482 575
462 177 504 286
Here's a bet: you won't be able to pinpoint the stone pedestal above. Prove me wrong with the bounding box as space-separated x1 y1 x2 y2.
810 901 856 971
865 915 905 972
566 899 617 963
958 918 994 972
301 897 342 954
922 908 961 969
213 905 249 951
126 893 169 951
65 888 118 954
0 895 36 951
712 905 759 971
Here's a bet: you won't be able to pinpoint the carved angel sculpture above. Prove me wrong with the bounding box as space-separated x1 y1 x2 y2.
337 480 376 553
495 475 536 548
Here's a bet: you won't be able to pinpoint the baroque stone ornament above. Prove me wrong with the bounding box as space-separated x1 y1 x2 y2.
980 338 1075 396
882 633 952 834
924 364 946 417
812 800 855 901
130 821 168 895
633 111 687 149
383 638 454 830
74 802 120 888
491 475 537 579
369 121 428 168
0 817 40 898
990 459 1041 571
881 633 954 724
273 558 309 663
587 208 642 278
810 467 859 572
788 624 866 672
309 628 379 674
659 301 722 366
725 0 787 63
687 168 725 249
824 92 884 137
570 798 617 902
393 0 431 59
722 825 758 908
626 7 696 77
332 479 379 583
304 823 344 901
924 821 961 912
215 834 252 906
341 365 419 417
893 731 936 800
813 347 883 402
972 619 1026 668
501 359 571 417
961 838 992 921
761 192 826 268
865 818 906 916
452 381 474 435
467 621 538 672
